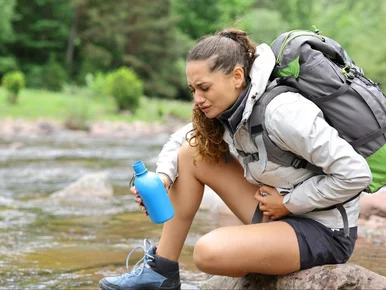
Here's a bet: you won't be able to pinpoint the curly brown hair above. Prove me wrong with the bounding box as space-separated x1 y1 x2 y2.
186 28 257 163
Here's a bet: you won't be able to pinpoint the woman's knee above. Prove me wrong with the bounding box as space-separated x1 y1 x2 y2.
193 229 223 273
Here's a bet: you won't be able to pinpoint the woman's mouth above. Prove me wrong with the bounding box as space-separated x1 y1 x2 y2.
200 106 210 112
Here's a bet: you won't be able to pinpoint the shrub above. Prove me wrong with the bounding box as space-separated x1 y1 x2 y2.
42 55 67 91
63 100 90 131
0 57 18 75
85 71 108 97
106 67 143 112
24 64 44 88
2 70 25 104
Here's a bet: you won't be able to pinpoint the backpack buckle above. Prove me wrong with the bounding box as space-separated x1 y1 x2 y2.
242 153 260 166
342 66 355 82
291 158 308 169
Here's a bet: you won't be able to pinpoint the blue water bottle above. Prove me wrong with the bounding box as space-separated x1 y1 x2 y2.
132 161 174 223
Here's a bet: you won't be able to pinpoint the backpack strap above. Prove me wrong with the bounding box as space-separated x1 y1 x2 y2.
243 82 322 173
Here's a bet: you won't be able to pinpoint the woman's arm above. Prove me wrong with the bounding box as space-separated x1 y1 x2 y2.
156 123 193 186
265 92 372 215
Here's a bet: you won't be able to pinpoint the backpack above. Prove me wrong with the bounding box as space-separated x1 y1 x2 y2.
245 29 386 194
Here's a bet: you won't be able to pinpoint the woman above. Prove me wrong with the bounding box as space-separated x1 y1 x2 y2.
99 29 371 290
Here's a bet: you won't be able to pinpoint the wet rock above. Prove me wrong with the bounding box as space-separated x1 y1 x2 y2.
50 172 113 200
0 118 62 138
200 264 386 289
360 187 386 218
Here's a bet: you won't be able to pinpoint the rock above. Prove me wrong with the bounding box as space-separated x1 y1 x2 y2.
200 264 386 290
50 172 113 200
360 187 386 219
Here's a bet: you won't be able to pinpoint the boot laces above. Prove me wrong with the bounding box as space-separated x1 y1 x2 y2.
124 239 154 277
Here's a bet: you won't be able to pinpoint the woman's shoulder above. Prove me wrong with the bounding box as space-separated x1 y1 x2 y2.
265 91 323 124
263 91 325 143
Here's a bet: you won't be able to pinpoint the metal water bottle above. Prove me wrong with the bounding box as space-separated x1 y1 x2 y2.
132 161 174 223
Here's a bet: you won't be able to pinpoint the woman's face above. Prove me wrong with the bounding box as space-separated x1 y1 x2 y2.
186 60 245 118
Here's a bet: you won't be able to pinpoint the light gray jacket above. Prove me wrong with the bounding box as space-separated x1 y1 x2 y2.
156 43 372 229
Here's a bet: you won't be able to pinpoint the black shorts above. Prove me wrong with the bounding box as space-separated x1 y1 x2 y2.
281 216 358 270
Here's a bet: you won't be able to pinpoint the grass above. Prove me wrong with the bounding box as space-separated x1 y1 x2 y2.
0 87 192 124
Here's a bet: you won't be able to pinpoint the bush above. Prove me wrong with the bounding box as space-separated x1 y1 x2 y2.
24 64 44 88
0 57 18 75
2 70 25 104
42 55 67 91
85 71 108 97
63 98 90 131
106 67 143 112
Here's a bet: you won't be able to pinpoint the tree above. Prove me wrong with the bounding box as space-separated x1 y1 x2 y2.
0 0 16 44
79 0 184 99
66 0 90 75
8 0 73 82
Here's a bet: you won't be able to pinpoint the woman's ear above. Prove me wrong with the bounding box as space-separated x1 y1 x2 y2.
233 66 245 89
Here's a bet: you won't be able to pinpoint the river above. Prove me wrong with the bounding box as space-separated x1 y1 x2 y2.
0 125 385 289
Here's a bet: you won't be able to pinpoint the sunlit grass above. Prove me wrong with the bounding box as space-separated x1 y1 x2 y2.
0 87 192 123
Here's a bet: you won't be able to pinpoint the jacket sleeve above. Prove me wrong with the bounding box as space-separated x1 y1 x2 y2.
156 123 193 184
265 92 372 215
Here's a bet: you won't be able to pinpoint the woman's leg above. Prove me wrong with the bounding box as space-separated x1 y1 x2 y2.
193 222 300 276
156 142 260 261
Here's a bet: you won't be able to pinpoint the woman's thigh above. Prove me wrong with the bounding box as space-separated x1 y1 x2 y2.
193 221 300 276
178 142 259 225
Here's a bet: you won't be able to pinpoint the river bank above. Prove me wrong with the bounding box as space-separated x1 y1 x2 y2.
0 117 187 141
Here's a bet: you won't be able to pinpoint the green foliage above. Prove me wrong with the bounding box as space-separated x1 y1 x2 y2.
0 0 16 43
85 71 108 97
77 44 113 84
1 70 25 104
311 0 386 85
1 0 385 104
171 0 223 39
237 8 290 44
24 64 44 88
63 97 90 131
0 87 192 123
106 67 143 112
0 57 18 75
42 55 67 91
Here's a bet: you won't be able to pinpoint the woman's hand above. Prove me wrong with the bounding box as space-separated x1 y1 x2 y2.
157 173 172 191
254 185 292 220
131 173 172 216
131 186 148 216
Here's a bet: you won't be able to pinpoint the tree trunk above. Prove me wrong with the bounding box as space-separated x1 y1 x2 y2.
65 5 82 73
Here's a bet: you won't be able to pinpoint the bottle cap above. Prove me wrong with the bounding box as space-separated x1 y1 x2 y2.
133 161 147 176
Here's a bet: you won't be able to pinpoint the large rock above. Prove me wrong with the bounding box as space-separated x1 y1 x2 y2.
50 172 113 200
200 264 386 290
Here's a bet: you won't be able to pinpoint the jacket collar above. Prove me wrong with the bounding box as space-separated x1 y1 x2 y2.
242 43 276 122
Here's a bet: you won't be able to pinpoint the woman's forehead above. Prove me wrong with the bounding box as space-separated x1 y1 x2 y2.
186 60 219 83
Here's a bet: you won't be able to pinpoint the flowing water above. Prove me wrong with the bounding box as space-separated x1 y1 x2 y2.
0 129 385 289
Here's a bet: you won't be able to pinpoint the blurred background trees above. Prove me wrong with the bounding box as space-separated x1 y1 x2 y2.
0 0 385 107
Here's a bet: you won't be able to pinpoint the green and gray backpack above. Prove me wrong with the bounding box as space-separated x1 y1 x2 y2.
247 29 386 194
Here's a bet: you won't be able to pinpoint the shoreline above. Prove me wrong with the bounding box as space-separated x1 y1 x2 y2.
0 117 188 140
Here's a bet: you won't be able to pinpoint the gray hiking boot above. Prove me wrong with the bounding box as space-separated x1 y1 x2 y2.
99 239 181 290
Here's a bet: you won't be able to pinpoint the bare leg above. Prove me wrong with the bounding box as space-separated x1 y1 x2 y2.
157 142 260 261
157 142 300 276
193 222 300 276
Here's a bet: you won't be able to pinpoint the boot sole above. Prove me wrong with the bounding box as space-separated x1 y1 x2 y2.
99 279 181 290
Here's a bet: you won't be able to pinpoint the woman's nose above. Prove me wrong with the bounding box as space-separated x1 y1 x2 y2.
193 92 206 104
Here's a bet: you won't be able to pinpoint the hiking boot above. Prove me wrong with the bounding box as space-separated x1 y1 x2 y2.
99 239 181 290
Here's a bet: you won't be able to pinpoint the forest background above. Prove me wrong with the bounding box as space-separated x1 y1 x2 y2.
1 0 385 127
